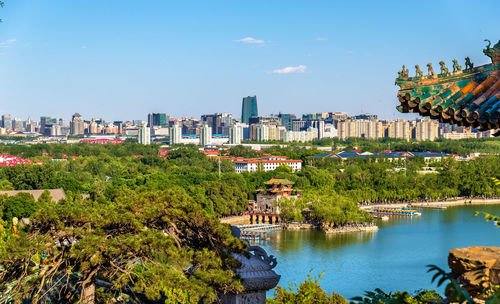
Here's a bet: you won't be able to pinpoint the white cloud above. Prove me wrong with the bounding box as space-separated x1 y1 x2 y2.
316 37 328 41
234 37 264 44
271 65 307 74
0 38 17 48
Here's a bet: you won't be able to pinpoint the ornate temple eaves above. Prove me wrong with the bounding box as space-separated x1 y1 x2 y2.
395 40 500 131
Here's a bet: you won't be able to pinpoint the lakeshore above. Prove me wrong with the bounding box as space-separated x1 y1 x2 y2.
360 198 500 210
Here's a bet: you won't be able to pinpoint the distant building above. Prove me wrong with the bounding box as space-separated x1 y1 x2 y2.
414 119 438 141
170 122 182 144
292 119 307 131
222 155 302 173
12 119 25 132
278 113 296 131
138 123 151 145
442 131 477 140
330 112 349 121
200 124 212 145
40 116 58 136
201 112 232 134
50 124 62 136
387 119 411 141
284 127 318 142
241 95 258 124
338 119 383 139
229 124 243 144
1 114 11 130
148 113 168 127
353 114 378 120
70 113 85 135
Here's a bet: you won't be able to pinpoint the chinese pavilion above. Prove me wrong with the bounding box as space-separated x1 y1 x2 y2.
395 39 500 134
255 178 301 213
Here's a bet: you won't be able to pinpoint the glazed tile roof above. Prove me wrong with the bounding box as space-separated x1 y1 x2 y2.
265 178 294 185
395 40 500 132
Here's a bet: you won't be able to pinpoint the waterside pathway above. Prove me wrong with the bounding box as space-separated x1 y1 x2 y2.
261 204 500 299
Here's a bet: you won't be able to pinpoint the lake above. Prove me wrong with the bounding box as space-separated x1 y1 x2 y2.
262 204 500 299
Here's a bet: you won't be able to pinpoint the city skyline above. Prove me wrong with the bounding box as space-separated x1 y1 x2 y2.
1 1 499 121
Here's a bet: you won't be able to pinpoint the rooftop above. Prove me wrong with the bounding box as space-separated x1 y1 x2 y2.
395 40 500 132
265 178 295 185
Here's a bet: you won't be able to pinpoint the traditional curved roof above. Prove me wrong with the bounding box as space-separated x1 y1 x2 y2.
264 178 294 185
395 40 500 132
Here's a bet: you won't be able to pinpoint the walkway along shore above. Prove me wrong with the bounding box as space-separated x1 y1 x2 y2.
359 198 500 210
221 217 379 234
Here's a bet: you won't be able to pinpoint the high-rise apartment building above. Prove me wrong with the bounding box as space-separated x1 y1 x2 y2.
387 119 411 141
337 119 383 139
415 119 438 141
200 124 212 145
256 124 269 142
229 124 243 145
70 113 85 135
170 122 182 144
241 96 258 124
138 123 151 145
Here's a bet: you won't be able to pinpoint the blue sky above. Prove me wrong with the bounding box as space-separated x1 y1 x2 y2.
0 0 499 122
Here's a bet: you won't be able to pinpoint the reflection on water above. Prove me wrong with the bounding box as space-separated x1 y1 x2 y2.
262 204 500 299
272 229 376 253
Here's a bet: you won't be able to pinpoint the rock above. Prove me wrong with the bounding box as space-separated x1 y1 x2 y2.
448 246 500 299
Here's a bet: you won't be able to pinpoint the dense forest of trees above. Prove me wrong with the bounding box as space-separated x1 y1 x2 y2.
0 143 497 223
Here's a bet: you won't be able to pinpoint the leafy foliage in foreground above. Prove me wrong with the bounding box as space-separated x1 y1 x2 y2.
267 273 347 304
351 288 442 304
0 188 247 303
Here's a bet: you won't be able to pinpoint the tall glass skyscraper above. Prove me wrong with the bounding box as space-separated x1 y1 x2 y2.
241 96 258 124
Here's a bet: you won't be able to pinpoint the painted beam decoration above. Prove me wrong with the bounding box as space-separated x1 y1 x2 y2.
395 40 500 132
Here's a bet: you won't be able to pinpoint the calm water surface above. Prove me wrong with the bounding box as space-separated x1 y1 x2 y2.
262 204 500 299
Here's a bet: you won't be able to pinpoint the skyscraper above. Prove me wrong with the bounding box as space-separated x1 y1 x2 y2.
241 96 258 124
70 113 84 135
